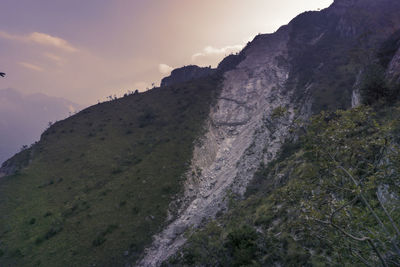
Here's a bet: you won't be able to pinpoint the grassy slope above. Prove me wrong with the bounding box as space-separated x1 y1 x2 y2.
0 75 221 266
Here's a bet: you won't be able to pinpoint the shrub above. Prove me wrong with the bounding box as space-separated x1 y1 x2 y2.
92 235 106 247
35 237 44 245
45 226 63 240
43 211 53 217
11 249 23 258
92 224 119 247
225 225 258 266
138 109 156 128
271 106 288 119
111 168 123 175
132 207 140 215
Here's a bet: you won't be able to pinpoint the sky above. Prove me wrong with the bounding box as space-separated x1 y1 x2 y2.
0 0 333 105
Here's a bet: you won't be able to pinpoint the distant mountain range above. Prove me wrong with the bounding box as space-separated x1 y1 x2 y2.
0 88 81 164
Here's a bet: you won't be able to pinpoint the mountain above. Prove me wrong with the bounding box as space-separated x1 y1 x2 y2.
0 88 81 165
1 0 400 266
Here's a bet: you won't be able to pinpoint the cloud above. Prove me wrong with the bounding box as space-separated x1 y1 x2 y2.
158 63 173 75
44 52 64 65
19 62 44 72
68 105 77 113
191 44 244 67
0 31 78 52
0 31 19 40
29 32 77 52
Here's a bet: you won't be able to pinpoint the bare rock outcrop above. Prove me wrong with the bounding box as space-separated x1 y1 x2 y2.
160 65 216 87
137 0 400 265
137 25 310 267
387 47 400 83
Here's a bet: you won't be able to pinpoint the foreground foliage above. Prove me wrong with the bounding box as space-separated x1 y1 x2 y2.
169 105 400 266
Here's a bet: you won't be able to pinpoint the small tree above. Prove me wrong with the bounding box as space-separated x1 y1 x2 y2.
303 107 400 266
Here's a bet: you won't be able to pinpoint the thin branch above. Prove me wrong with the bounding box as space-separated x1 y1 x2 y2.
330 195 359 223
367 239 388 267
376 191 400 239
315 193 391 267
314 218 369 242
337 165 361 187
338 165 400 256
351 249 374 267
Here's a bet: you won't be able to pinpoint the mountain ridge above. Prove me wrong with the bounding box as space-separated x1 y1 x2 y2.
160 65 216 87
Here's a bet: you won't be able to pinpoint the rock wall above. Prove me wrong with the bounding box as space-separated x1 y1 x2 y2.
137 26 311 267
137 0 400 265
160 65 216 87
387 47 400 83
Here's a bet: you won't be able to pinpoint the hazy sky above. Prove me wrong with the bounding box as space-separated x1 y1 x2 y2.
0 0 333 105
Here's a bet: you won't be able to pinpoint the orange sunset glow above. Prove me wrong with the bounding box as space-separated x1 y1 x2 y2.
1 0 332 105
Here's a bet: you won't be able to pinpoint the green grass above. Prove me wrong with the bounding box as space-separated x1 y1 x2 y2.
0 75 221 266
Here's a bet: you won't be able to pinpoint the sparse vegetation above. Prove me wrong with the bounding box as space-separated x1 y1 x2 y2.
271 106 288 119
0 75 221 266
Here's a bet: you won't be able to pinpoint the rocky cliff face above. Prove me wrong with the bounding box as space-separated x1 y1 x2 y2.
387 37 400 82
138 0 400 265
138 23 308 267
160 65 216 87
388 49 400 83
